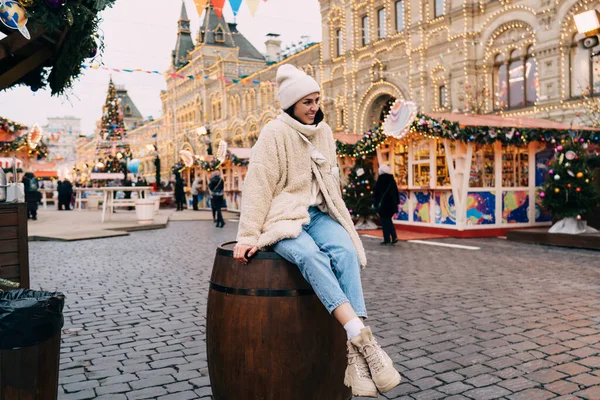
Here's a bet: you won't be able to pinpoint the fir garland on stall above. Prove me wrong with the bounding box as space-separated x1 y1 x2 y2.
0 117 28 134
336 127 388 158
410 114 600 145
0 135 48 159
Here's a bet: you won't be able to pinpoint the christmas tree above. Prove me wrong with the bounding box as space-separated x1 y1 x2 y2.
93 78 131 175
540 137 599 222
342 157 376 225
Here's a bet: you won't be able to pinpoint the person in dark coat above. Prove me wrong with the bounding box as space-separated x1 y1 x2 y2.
174 174 186 211
58 179 73 211
208 170 225 228
22 172 40 220
373 164 400 245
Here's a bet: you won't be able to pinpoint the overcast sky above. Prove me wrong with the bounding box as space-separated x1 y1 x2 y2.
0 0 322 135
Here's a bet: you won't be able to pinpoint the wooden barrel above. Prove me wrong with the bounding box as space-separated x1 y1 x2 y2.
207 242 351 400
0 332 61 399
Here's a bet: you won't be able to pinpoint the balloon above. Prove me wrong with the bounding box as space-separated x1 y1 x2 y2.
128 159 142 174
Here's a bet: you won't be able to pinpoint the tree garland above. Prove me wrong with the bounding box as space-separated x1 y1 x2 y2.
4 0 116 95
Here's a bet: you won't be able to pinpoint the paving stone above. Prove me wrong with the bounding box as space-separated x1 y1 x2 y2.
463 385 511 400
544 380 580 396
508 388 557 400
575 386 600 399
465 373 501 387
437 382 474 395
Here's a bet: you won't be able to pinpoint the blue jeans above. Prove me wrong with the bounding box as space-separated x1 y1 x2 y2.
273 207 367 318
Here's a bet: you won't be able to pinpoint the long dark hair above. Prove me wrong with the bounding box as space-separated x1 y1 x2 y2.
284 105 324 126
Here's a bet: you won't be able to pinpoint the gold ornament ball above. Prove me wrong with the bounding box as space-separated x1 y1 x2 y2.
554 188 560 193
19 0 35 6
577 172 584 178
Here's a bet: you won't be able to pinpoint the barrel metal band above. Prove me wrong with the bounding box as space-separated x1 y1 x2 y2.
209 281 314 297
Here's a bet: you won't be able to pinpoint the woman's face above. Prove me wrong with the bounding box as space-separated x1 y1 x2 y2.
293 92 320 125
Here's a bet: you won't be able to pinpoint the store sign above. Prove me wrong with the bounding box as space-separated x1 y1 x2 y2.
383 99 418 139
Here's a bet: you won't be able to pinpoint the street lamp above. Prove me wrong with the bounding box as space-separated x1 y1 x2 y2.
575 10 600 97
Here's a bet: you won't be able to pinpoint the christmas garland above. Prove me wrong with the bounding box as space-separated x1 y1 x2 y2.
336 127 388 158
4 0 116 95
410 114 600 145
0 117 28 134
0 135 48 159
230 153 249 167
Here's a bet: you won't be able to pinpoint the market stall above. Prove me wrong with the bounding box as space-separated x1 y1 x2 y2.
377 111 599 235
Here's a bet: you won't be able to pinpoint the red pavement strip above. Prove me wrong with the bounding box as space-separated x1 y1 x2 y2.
357 229 448 241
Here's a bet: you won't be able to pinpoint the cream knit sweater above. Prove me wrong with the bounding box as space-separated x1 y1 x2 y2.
236 112 367 268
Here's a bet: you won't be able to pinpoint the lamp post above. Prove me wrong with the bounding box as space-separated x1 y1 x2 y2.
575 10 600 97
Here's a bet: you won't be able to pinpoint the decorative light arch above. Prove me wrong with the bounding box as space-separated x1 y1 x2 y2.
357 81 405 132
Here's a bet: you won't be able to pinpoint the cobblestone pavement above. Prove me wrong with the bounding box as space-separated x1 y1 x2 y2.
29 221 600 400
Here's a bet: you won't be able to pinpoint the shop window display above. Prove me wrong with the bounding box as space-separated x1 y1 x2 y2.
470 144 495 188
393 141 408 187
502 146 528 187
435 140 450 187
412 140 430 187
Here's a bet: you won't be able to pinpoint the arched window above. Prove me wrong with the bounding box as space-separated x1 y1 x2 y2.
570 33 600 97
215 26 225 43
434 0 445 18
336 29 343 57
525 46 537 106
247 123 259 146
493 54 508 110
509 49 524 108
395 0 404 31
377 8 386 39
438 85 447 108
361 15 370 46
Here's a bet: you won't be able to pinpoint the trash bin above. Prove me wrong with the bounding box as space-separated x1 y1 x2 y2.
86 194 100 211
0 289 65 399
135 199 155 224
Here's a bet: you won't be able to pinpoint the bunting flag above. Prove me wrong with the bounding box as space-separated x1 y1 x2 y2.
229 0 242 16
246 0 260 16
81 64 277 85
194 0 209 16
211 0 226 18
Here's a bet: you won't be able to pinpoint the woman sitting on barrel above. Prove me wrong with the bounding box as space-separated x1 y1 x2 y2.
233 64 402 397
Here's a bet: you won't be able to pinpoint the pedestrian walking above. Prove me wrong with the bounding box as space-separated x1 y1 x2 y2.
174 174 186 211
233 64 401 397
208 170 225 227
22 172 40 220
191 177 202 211
373 164 400 245
58 179 73 211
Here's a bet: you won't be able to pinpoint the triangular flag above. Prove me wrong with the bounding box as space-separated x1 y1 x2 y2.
246 0 260 16
211 0 226 18
194 0 209 16
229 0 242 16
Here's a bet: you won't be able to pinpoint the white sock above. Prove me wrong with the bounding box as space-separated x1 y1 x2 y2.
344 318 366 340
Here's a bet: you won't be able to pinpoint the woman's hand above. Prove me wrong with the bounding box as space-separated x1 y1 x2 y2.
233 244 258 265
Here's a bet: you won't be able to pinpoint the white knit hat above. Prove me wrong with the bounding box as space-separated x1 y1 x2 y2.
276 64 320 110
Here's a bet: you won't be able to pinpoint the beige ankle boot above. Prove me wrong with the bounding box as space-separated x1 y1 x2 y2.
350 327 402 393
344 340 378 397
